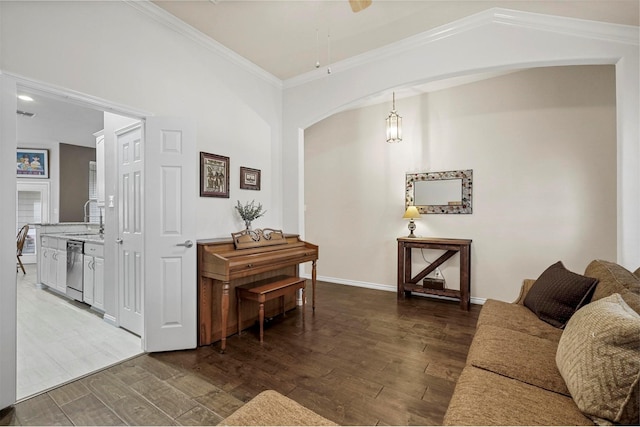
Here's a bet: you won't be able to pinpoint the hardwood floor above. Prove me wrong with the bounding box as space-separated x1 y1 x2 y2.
1 281 480 426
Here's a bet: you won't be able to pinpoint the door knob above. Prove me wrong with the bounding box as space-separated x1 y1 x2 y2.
115 238 123 244
176 240 193 248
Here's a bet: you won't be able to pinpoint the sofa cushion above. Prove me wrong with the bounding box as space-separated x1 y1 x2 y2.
467 325 569 396
219 390 337 426
585 259 640 305
443 366 592 426
556 293 640 425
478 299 563 342
523 261 598 328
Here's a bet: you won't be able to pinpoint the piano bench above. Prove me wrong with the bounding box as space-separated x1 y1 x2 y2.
236 275 306 343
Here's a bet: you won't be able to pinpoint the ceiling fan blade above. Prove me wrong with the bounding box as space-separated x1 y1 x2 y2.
349 0 372 13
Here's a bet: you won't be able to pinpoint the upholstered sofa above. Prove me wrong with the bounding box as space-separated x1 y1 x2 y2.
443 259 640 426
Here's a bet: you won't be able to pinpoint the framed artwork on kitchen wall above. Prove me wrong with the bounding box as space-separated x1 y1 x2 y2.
17 149 49 179
240 167 261 191
200 152 229 198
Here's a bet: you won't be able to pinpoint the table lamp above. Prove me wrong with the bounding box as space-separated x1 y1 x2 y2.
403 206 421 238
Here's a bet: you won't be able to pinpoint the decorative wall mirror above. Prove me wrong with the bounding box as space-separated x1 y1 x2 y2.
405 169 473 214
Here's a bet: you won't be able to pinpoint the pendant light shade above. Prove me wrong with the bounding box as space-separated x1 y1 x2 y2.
386 92 402 143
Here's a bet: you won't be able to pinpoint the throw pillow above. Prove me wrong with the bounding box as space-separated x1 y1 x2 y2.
585 259 640 303
524 261 598 328
556 293 640 425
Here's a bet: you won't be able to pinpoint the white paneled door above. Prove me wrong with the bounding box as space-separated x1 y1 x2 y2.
143 118 197 352
117 123 144 337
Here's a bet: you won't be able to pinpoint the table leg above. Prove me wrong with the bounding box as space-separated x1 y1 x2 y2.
312 260 317 311
220 281 230 353
302 284 306 319
397 241 404 299
237 290 242 336
460 245 471 311
259 301 265 343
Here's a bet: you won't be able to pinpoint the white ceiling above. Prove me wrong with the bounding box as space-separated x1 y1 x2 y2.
151 0 639 80
17 90 104 148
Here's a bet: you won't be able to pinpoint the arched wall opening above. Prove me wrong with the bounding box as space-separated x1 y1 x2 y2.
282 9 639 301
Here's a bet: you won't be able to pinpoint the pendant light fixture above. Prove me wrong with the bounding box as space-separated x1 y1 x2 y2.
386 92 402 143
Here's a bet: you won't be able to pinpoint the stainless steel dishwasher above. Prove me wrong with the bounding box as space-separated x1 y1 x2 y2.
66 240 84 301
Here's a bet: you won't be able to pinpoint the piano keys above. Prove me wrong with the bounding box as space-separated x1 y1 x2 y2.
197 232 318 351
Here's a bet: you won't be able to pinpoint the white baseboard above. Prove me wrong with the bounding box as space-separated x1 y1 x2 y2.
102 313 117 326
301 273 486 305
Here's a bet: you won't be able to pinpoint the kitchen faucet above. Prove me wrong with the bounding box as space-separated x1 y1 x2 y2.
83 199 96 223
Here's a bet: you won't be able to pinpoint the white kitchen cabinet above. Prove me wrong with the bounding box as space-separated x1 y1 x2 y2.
40 236 58 289
94 130 105 207
40 246 51 285
83 255 94 305
93 256 105 310
54 238 67 293
83 242 104 311
38 236 67 293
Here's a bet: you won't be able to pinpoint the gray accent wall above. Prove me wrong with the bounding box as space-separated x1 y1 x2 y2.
59 143 95 222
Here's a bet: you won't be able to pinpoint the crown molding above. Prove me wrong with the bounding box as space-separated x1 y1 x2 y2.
124 0 283 89
284 7 639 89
1 70 153 118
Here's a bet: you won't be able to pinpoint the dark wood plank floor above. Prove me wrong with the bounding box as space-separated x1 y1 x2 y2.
1 281 480 426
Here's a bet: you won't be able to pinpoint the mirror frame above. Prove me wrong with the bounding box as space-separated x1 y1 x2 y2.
405 169 473 214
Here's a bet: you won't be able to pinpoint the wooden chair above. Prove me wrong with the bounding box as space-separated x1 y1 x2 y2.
16 224 29 274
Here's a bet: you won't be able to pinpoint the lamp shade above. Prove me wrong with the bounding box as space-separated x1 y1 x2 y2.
403 206 421 219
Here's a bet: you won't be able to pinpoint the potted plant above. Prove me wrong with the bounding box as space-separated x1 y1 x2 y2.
235 200 266 231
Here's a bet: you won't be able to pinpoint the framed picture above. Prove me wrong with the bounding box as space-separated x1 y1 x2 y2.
17 149 49 179
240 167 261 191
200 152 230 198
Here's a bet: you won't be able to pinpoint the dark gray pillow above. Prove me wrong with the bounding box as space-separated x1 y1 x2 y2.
524 261 598 328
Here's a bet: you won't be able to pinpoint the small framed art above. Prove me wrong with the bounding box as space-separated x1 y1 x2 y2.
200 152 230 198
240 167 261 191
17 149 49 179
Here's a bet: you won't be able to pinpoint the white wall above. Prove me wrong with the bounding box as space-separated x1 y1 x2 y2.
284 8 639 274
0 0 283 238
305 66 617 302
0 75 18 412
0 0 283 409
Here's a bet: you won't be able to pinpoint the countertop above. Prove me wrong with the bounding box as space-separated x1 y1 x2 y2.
42 232 105 244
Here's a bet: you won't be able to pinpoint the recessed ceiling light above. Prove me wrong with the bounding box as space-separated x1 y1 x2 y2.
18 95 34 102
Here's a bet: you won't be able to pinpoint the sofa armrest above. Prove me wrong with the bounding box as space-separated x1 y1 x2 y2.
513 279 536 305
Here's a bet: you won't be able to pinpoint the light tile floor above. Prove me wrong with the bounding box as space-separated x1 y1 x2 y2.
16 264 142 400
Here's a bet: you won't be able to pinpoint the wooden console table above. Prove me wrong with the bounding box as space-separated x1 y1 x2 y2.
397 237 472 310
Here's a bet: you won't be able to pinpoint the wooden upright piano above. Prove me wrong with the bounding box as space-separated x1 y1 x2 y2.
197 230 318 351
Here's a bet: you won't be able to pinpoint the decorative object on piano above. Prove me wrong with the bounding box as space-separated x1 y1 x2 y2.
231 228 286 250
235 200 266 230
200 152 230 198
402 205 421 238
240 166 261 191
